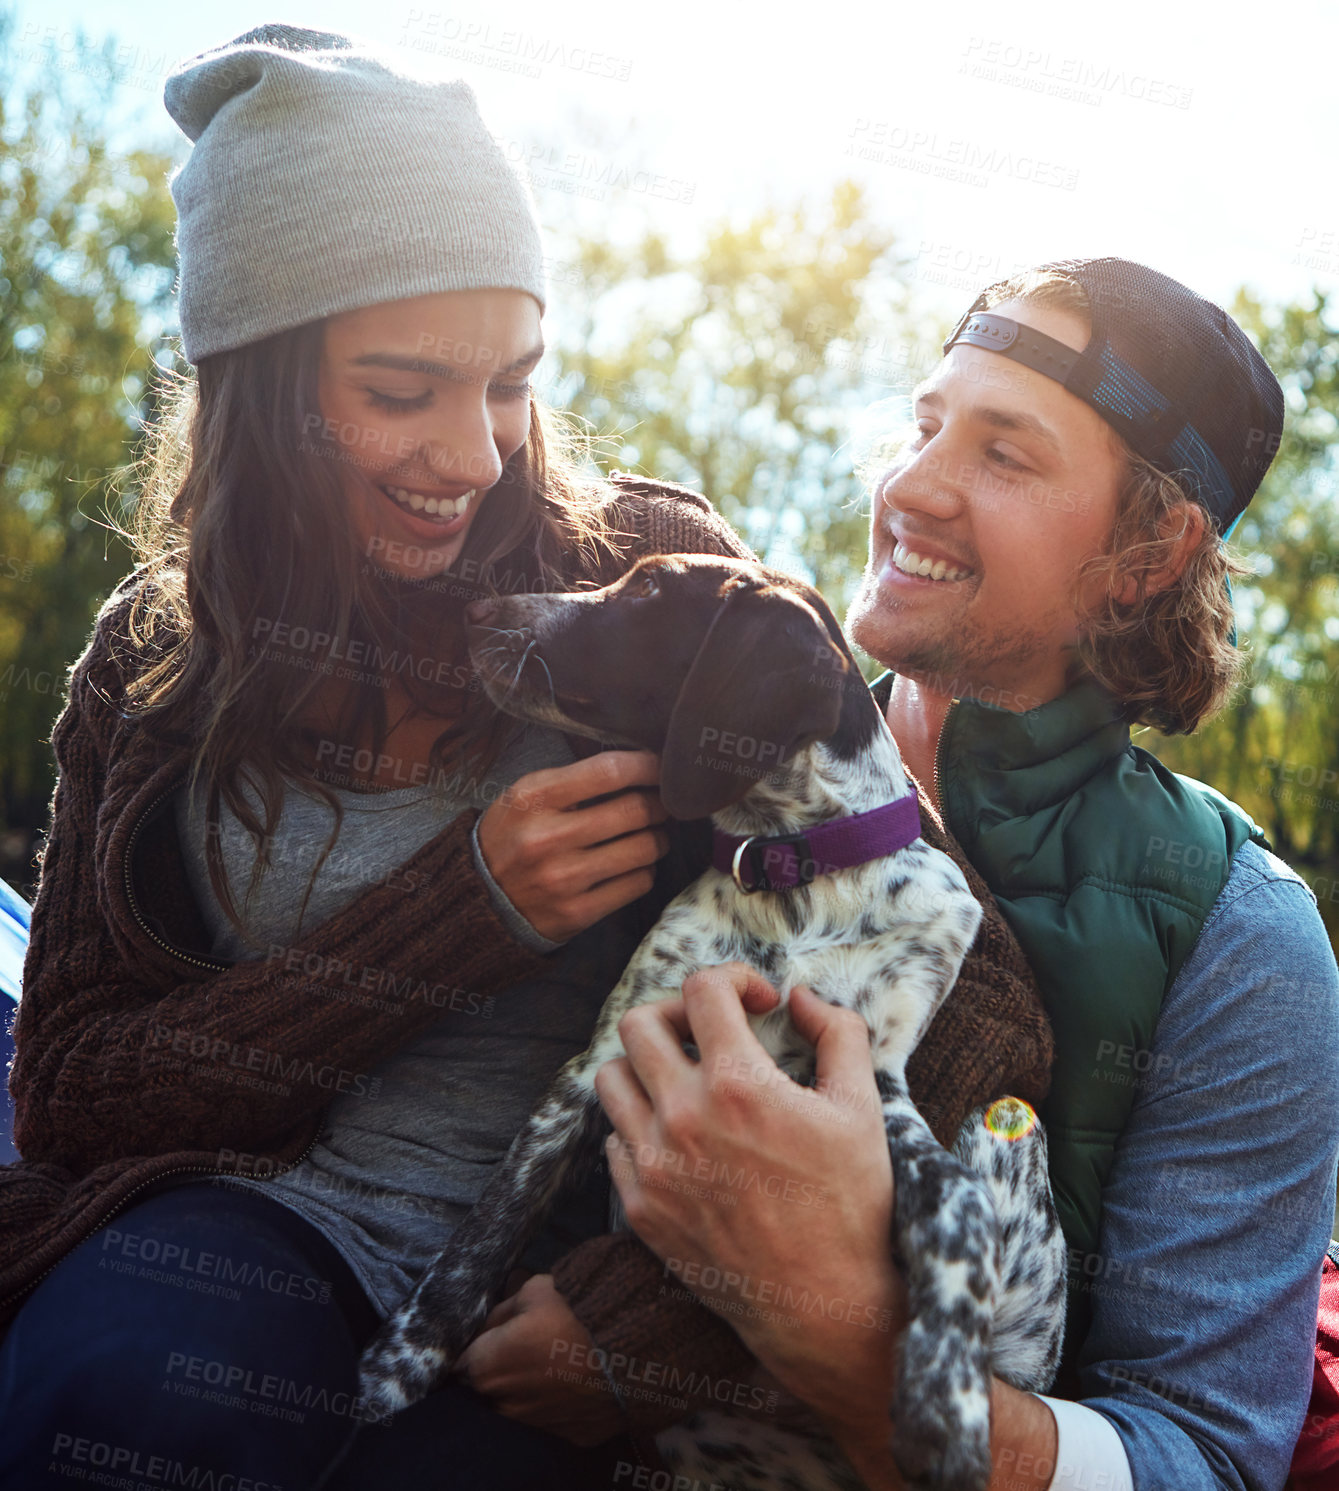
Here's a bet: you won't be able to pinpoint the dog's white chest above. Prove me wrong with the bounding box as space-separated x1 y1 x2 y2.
737 944 933 1080
647 847 982 1085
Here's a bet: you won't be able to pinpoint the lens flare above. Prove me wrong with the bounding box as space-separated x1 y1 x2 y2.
984 1096 1038 1142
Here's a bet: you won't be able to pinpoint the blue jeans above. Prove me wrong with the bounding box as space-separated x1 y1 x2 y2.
0 1177 645 1489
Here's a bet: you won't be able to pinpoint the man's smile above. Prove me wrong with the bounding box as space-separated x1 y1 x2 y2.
890 537 974 584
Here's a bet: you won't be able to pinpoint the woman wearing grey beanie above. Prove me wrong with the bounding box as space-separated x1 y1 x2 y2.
0 22 757 1489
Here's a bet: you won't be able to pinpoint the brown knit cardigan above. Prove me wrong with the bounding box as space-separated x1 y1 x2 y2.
1 476 1052 1437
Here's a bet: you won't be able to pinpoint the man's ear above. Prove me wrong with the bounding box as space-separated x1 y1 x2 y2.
659 587 849 820
1113 499 1209 606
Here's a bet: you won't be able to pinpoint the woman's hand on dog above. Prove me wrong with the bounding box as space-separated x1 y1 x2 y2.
477 749 670 942
594 964 907 1451
452 1271 625 1446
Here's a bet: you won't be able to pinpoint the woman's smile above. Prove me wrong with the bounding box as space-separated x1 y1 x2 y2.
318 287 543 580
371 473 480 539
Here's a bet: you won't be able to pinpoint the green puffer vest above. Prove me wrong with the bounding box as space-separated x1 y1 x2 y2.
870 672 1268 1381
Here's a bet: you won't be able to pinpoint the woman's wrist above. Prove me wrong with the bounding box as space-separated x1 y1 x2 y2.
469 817 566 952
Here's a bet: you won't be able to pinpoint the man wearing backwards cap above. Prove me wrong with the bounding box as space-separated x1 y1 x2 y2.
596 261 1339 1490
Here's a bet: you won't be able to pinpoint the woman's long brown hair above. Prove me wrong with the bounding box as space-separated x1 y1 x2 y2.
118 318 624 944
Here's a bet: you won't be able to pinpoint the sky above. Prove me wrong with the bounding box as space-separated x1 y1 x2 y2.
8 0 1337 325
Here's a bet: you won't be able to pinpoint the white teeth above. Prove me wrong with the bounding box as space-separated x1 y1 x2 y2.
379 485 477 522
893 542 971 582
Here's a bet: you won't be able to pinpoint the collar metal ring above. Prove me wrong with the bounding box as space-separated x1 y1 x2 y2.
731 837 758 894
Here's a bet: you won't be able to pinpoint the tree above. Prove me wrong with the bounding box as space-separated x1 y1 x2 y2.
0 13 179 895
3 30 1335 956
542 180 929 612
1150 288 1339 941
542 196 1339 947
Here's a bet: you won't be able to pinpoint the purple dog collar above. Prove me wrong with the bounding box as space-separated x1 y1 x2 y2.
711 789 922 894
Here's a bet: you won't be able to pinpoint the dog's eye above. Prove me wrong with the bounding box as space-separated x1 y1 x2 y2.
631 572 660 599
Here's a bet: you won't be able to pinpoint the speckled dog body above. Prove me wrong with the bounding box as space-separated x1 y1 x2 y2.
356 557 1066 1490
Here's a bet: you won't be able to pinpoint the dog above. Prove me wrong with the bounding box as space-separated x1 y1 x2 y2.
356 555 1066 1491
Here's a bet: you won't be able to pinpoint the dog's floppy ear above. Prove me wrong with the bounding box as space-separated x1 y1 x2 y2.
660 583 850 820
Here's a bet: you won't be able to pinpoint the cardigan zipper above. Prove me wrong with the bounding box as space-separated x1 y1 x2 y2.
123 774 230 972
0 1109 329 1316
932 698 959 821
0 779 325 1312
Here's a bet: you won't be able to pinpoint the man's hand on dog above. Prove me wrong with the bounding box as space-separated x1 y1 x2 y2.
453 1271 625 1446
594 963 907 1446
477 748 670 942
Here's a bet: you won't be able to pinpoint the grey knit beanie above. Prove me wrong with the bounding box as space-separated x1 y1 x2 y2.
164 23 547 363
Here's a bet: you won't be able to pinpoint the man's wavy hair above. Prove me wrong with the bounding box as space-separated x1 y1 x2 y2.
983 268 1252 735
116 318 624 944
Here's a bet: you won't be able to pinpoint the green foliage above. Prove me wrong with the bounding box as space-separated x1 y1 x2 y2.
0 26 1335 955
1149 289 1339 940
544 196 1339 944
543 181 930 611
0 15 178 889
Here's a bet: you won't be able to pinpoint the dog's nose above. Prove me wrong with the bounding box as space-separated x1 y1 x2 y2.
464 598 497 626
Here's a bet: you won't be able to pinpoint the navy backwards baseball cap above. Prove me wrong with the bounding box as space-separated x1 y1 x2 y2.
942 257 1285 539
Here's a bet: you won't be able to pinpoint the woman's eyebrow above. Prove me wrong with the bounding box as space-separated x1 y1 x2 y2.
503 343 545 373
350 344 545 380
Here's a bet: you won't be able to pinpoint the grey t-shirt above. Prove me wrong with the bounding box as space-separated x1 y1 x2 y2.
171 726 647 1319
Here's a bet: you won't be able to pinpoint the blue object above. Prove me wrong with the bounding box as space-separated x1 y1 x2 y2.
1065 838 1339 1489
0 1177 636 1488
0 876 28 1003
0 877 29 1165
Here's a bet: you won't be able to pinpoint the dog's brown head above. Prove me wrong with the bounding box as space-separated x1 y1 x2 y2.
468 555 874 820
